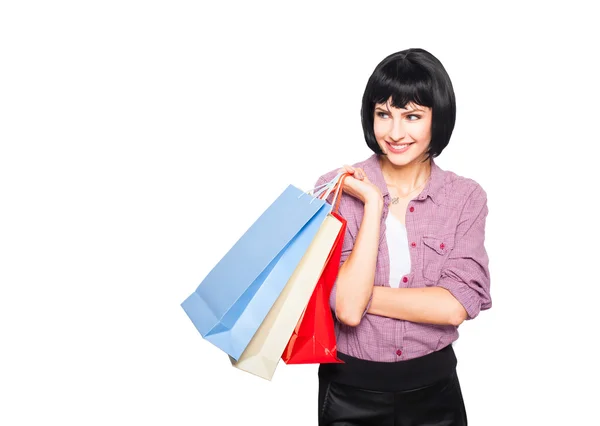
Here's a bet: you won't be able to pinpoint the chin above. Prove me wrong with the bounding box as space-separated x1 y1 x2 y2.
383 152 425 167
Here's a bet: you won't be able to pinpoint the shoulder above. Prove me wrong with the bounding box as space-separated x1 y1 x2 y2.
439 167 487 202
434 166 488 220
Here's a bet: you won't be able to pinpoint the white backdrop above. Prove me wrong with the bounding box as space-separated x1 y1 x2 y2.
1 1 599 425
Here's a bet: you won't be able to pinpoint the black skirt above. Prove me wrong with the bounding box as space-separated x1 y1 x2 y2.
318 344 468 425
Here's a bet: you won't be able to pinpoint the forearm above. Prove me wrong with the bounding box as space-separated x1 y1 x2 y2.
368 286 468 326
334 199 382 326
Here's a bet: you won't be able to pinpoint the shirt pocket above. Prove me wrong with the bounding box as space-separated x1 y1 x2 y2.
421 234 455 283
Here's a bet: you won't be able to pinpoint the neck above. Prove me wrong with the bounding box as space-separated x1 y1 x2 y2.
379 155 432 194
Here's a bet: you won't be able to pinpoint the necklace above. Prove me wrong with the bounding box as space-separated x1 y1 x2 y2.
378 156 432 205
389 176 430 205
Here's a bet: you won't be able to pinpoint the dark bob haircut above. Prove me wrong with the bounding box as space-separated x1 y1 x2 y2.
361 48 456 160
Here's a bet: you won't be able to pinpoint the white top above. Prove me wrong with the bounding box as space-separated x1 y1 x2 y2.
385 214 412 288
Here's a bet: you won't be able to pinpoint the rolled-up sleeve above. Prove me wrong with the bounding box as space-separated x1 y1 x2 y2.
436 184 491 320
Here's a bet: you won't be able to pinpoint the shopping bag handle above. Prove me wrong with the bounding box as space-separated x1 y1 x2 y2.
311 171 344 201
331 173 348 214
320 173 349 214
301 172 348 213
318 172 344 202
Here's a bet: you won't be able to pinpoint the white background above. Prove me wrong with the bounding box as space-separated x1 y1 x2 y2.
1 1 598 425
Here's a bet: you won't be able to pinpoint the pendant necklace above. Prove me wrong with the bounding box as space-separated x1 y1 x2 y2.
389 176 430 205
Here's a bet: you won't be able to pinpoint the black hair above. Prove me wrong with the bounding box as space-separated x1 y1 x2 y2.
360 48 456 160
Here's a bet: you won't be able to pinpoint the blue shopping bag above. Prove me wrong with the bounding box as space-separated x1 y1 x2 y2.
181 179 342 361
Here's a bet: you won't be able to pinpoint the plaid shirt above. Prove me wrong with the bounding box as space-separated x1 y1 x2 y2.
315 154 491 362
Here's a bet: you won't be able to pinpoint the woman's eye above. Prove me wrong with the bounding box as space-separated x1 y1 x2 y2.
407 114 421 121
376 112 389 118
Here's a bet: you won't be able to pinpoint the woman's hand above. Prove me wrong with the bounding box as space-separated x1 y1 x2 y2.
337 165 382 205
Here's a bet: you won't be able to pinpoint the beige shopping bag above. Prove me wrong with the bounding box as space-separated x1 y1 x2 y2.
230 213 343 380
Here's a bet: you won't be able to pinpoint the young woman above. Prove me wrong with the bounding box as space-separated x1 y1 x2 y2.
315 48 491 425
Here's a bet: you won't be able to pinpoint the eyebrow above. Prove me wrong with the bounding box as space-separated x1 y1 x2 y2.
374 106 425 114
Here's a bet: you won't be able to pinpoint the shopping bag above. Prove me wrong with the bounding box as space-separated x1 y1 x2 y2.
230 182 346 380
282 177 349 364
180 177 344 361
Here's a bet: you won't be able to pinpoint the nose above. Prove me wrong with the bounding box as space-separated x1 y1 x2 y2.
389 119 406 141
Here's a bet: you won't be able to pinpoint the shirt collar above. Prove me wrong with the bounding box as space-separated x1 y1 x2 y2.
363 153 446 205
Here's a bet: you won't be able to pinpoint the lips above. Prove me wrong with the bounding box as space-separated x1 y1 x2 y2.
386 141 413 154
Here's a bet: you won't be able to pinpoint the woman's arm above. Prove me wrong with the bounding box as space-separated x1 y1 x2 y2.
334 198 383 326
368 184 491 326
368 286 467 326
322 165 384 327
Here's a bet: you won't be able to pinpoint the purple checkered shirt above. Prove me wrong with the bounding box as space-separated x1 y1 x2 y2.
315 154 492 362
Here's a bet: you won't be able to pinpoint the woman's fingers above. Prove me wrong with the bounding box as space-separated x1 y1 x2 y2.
338 165 363 180
330 166 380 204
338 164 355 175
354 168 365 180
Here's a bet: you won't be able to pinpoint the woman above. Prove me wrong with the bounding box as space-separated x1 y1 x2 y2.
315 48 491 425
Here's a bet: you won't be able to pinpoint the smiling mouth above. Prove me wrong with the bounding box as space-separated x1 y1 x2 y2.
386 141 414 152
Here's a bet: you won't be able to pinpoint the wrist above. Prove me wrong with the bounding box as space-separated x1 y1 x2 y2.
364 196 383 211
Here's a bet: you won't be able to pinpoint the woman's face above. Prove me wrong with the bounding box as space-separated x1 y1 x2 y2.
373 98 432 166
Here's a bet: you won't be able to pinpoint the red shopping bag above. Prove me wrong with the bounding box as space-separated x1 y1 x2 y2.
281 175 348 364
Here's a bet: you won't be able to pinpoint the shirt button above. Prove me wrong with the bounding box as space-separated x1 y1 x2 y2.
411 242 416 247
402 276 408 283
440 243 445 250
409 206 414 212
396 349 402 356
